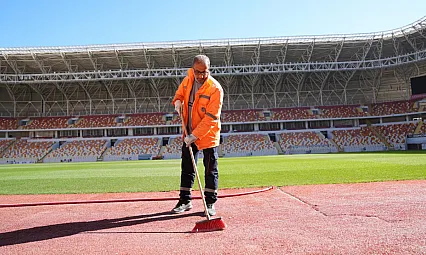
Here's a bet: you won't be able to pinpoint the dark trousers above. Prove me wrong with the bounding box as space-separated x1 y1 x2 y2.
179 143 219 204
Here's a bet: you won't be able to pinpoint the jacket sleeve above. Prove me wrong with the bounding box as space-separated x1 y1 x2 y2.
192 86 223 139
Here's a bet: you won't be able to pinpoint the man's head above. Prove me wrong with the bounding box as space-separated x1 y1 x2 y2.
192 55 210 84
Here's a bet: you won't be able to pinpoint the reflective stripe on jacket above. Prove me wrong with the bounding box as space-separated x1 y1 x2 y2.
172 68 224 150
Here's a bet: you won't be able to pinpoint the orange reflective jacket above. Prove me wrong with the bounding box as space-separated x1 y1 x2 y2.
172 68 224 150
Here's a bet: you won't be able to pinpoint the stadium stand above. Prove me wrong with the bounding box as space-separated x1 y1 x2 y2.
373 123 417 150
22 116 70 130
103 137 161 161
44 139 107 163
0 101 425 163
221 134 277 157
162 136 183 159
74 115 118 128
278 131 337 154
331 128 386 152
0 99 423 130
318 105 365 119
421 121 426 134
222 110 260 123
1 139 55 164
125 113 166 126
0 139 14 156
169 114 182 125
0 118 19 130
370 101 415 116
270 107 312 120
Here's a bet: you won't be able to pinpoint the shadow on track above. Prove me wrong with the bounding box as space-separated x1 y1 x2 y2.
0 211 204 246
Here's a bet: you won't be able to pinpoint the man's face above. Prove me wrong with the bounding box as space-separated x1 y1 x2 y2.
193 61 209 84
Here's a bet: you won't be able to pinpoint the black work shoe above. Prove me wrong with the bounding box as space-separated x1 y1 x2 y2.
172 200 192 213
206 203 216 216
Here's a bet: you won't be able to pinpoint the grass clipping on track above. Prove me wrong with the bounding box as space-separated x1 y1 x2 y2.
0 151 425 195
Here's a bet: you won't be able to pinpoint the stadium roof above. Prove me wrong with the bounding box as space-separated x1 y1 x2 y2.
0 16 426 117
1 16 425 75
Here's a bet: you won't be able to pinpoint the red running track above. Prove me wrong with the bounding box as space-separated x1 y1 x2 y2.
0 181 425 254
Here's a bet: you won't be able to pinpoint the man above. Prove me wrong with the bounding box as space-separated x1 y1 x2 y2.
171 55 224 216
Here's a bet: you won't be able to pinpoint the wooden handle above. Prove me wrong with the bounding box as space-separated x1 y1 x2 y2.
180 110 210 220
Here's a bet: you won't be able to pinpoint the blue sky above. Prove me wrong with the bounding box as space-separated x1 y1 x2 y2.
1 0 425 48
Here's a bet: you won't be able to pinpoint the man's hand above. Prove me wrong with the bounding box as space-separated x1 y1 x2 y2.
174 100 182 115
184 134 197 147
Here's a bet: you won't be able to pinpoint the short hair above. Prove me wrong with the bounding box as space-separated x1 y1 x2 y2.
193 55 210 68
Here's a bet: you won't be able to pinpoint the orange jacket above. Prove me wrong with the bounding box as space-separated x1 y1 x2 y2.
172 68 224 150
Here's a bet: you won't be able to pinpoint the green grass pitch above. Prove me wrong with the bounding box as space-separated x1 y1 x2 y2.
0 152 425 195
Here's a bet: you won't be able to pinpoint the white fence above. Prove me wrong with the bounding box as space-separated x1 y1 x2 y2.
0 157 38 164
284 146 338 155
43 156 98 163
342 145 387 152
223 148 278 157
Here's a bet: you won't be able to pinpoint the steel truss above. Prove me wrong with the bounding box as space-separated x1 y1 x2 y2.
1 50 426 84
1 16 426 117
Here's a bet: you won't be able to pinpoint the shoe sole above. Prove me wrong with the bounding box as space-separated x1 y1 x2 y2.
172 206 193 214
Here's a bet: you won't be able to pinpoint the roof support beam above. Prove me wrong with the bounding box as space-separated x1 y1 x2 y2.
61 52 92 113
1 50 426 84
2 53 22 74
